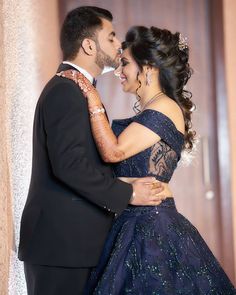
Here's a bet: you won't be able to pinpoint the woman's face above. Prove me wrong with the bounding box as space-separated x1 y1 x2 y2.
117 48 141 94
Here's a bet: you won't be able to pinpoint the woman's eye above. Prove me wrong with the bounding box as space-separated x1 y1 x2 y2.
109 39 114 43
122 61 128 66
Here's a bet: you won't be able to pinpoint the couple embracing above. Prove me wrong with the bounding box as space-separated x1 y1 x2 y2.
18 6 235 295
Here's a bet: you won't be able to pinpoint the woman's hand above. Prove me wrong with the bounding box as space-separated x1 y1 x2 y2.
57 70 98 99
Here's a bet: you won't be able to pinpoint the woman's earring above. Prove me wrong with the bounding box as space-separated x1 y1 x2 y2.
146 71 152 86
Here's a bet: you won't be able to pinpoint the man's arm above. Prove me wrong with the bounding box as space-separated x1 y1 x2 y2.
43 80 132 214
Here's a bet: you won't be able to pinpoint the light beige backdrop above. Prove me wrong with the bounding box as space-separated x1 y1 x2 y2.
224 0 236 274
0 1 60 294
0 1 13 293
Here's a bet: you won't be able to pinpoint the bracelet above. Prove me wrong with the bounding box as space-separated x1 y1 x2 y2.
130 191 136 203
89 107 105 117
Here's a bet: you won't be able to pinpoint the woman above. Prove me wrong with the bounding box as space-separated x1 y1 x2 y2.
58 26 235 294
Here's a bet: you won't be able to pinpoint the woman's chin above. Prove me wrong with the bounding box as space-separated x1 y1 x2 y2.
121 84 135 95
121 83 128 92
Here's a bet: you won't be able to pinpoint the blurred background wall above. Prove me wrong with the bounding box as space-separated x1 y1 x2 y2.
0 1 60 294
0 0 235 294
224 0 236 281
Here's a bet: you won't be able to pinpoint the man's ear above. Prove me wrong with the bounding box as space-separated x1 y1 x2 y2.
81 38 96 56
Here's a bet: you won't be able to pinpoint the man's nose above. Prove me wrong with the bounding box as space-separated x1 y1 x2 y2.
115 37 121 50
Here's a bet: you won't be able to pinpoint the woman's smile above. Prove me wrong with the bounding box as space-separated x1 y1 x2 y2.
120 74 127 84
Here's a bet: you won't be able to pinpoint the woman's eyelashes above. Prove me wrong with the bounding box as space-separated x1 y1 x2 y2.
121 59 129 67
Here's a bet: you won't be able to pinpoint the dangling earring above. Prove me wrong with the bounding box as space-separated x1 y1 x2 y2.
146 71 152 86
133 73 142 114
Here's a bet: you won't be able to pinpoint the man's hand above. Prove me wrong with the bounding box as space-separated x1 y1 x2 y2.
130 177 166 206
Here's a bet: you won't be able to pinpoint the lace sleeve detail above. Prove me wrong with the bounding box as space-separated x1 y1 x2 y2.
132 109 184 157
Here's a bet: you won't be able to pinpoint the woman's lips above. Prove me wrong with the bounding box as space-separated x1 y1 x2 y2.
120 75 127 84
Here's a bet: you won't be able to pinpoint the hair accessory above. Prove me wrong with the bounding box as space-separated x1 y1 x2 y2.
178 33 188 51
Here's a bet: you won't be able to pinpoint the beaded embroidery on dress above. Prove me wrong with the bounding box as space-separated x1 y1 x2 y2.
84 110 236 295
112 109 183 183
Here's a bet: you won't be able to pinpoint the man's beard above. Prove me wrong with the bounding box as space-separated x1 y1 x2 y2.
95 42 119 70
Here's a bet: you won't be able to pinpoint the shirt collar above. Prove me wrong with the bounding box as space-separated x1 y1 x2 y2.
62 61 94 84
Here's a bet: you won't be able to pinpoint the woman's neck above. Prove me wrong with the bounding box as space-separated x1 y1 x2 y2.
139 87 163 109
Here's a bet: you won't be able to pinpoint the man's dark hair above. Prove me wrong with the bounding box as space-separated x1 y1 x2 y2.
60 6 113 60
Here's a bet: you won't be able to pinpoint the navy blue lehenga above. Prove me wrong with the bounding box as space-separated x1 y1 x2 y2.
85 109 236 295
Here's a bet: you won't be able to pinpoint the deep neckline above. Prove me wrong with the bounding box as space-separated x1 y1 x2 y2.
113 109 185 138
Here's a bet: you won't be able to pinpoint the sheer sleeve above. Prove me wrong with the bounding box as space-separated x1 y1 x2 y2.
132 109 184 157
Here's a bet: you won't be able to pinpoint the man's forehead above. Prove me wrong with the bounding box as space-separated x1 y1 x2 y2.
100 18 115 34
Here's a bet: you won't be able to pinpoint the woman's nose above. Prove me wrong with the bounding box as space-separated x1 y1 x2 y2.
114 63 122 77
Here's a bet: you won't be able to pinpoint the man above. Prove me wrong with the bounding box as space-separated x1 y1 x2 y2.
18 6 164 295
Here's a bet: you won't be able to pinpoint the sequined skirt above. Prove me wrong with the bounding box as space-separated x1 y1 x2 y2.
84 198 235 295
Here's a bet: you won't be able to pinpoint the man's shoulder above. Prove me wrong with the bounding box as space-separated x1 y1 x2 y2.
44 74 80 94
39 75 84 106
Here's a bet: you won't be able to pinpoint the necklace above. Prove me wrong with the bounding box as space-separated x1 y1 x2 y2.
141 91 163 111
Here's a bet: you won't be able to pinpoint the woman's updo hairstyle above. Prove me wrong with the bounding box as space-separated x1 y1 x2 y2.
122 26 196 151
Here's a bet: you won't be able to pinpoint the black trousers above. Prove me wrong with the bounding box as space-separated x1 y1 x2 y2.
24 262 93 295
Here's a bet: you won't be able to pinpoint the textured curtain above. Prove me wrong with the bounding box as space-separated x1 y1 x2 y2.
223 0 236 280
0 1 60 294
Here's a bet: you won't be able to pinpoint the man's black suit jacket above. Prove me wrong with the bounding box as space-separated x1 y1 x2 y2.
18 63 132 267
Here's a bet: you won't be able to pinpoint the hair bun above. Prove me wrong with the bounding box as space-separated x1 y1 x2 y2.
125 26 149 43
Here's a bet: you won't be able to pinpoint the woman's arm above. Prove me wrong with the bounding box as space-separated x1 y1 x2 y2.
57 70 166 163
86 90 161 163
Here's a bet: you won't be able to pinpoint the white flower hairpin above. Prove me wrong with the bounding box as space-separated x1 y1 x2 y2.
178 33 188 51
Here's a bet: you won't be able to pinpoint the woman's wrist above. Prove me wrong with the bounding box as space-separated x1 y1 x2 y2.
89 106 105 117
87 91 101 105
